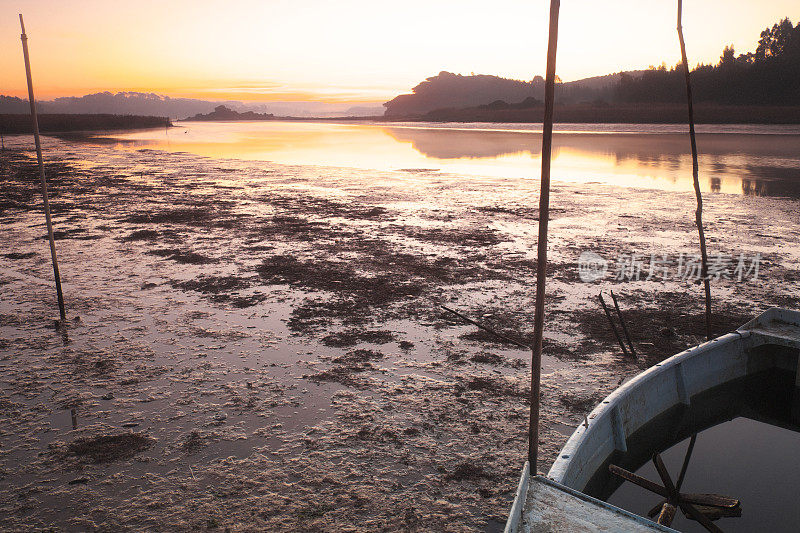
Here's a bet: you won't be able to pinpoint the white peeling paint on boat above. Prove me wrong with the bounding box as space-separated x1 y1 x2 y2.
504 308 800 532
504 469 678 533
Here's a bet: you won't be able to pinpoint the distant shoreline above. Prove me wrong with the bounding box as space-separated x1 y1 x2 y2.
384 103 800 125
184 103 800 125
0 113 171 134
4 107 800 137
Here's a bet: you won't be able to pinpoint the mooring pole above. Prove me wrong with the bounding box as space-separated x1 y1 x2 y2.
529 0 560 475
677 1 711 341
19 14 66 322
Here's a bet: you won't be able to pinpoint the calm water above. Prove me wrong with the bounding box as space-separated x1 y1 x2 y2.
608 417 800 532
93 120 800 197
595 370 800 532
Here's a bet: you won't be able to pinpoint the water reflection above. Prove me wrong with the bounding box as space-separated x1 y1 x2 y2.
87 121 800 198
600 370 800 533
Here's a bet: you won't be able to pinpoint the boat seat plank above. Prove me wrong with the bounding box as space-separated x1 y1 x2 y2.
521 476 676 532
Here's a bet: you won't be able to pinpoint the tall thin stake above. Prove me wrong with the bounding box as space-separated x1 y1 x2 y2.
677 1 711 341
529 0 560 475
19 14 66 321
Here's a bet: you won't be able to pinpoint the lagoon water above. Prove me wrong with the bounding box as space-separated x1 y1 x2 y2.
98 120 800 197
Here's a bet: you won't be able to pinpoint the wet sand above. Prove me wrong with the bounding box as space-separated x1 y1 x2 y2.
1 137 799 531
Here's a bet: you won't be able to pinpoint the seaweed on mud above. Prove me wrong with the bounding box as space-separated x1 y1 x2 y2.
182 431 206 454
464 376 526 397
332 348 384 365
229 293 268 308
572 292 753 362
0 398 23 418
306 350 385 388
259 255 423 311
305 366 369 388
120 229 160 242
43 228 87 241
265 195 390 222
477 206 539 218
262 250 508 336
64 433 154 463
407 226 505 247
353 206 388 220
148 248 215 264
460 328 527 348
445 461 495 482
172 275 250 295
295 503 336 519
321 330 395 347
124 207 213 225
3 252 36 260
353 424 398 442
251 215 337 242
372 250 506 284
470 351 504 365
559 390 607 413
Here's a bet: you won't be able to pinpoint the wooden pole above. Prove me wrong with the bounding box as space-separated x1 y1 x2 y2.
19 14 66 322
677 1 711 341
529 0 560 475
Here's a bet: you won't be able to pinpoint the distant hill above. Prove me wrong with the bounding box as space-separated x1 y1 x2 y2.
185 105 274 121
383 71 640 116
0 92 228 118
383 72 540 117
0 92 385 119
0 96 30 114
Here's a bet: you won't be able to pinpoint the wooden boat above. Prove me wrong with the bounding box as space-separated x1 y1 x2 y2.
504 307 800 532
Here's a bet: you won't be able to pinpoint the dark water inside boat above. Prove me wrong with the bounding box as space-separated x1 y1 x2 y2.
588 367 800 532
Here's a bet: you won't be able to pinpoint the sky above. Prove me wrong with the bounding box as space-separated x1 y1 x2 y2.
1 0 798 103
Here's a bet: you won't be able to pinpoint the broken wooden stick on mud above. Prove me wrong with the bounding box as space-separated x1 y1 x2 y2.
610 290 636 357
440 305 530 350
598 292 631 357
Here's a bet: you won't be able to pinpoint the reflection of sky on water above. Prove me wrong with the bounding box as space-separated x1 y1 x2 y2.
94 121 800 198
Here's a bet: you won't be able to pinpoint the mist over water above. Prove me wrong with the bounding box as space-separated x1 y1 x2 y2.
96 121 800 198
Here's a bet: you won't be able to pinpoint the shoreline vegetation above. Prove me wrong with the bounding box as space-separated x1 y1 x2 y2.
0 113 171 134
184 105 275 121
384 102 800 124
4 107 800 135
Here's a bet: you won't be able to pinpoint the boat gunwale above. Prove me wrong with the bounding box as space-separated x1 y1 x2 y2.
504 308 800 532
546 329 747 486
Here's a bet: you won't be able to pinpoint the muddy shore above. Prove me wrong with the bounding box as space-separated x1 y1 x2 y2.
1 137 798 531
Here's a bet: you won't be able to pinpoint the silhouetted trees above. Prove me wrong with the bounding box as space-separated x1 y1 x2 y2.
614 17 800 105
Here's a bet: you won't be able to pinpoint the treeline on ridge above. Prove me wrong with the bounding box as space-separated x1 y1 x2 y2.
616 17 800 105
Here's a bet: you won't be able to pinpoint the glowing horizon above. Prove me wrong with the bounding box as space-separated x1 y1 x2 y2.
1 0 798 104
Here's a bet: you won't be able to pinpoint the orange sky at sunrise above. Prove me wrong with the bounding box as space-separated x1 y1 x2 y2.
1 0 798 103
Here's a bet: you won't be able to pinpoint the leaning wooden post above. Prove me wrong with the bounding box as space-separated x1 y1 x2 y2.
529 0 560 475
19 14 66 322
677 1 711 341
